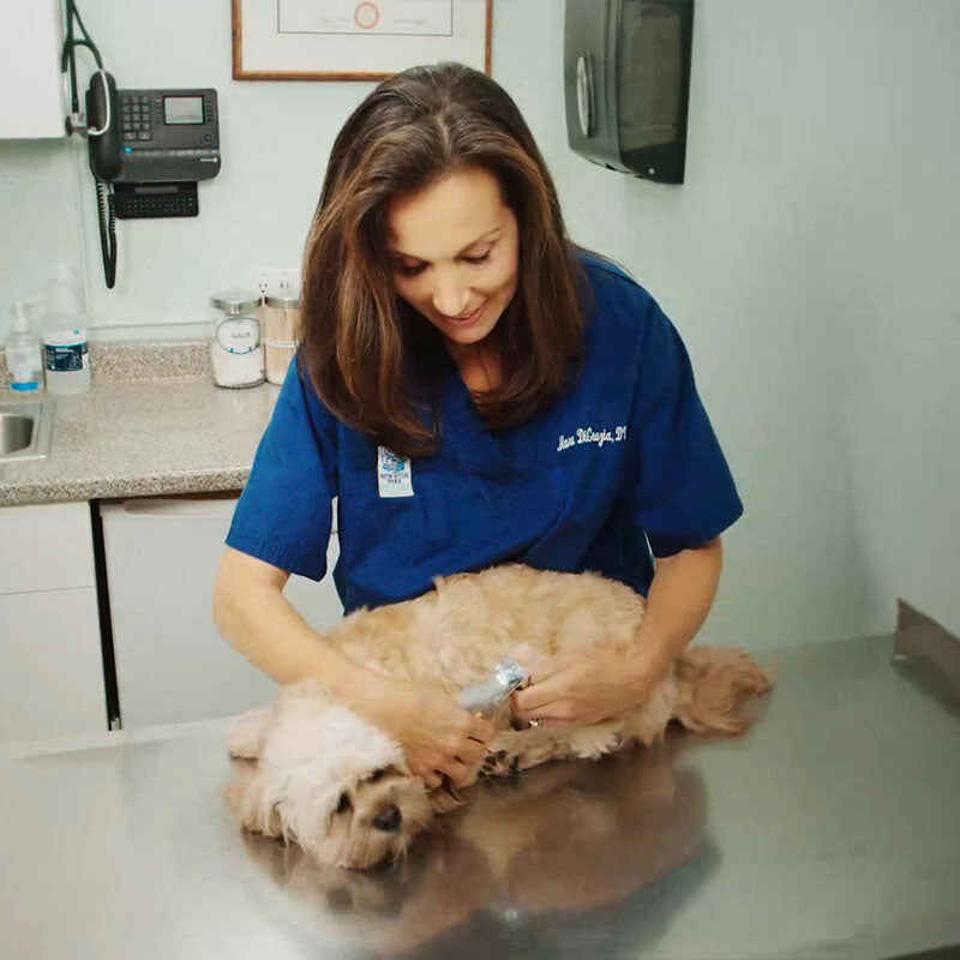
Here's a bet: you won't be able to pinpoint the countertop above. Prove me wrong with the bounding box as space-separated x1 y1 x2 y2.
0 366 279 507
2 633 958 960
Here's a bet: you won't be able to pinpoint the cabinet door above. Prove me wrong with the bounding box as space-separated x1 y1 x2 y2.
0 588 106 742
101 497 344 728
0 0 66 139
0 502 96 594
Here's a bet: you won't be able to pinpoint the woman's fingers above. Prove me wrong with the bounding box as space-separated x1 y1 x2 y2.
413 765 444 789
512 669 574 719
440 757 473 788
512 685 552 718
467 714 496 744
454 736 488 768
402 692 500 789
513 680 560 716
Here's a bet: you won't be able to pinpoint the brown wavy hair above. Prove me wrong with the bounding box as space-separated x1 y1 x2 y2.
299 62 587 459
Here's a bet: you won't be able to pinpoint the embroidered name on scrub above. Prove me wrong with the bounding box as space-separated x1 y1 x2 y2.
377 446 414 498
557 425 627 452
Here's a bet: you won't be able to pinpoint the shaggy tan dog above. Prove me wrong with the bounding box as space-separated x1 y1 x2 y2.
226 564 771 869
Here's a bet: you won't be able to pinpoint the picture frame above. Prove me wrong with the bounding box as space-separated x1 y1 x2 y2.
232 0 493 81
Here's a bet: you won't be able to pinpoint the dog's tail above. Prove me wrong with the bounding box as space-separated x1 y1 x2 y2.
672 646 773 735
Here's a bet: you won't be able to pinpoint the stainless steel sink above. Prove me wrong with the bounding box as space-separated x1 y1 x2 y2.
0 398 53 463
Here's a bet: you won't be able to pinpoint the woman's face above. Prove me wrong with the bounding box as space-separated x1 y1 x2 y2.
386 166 519 353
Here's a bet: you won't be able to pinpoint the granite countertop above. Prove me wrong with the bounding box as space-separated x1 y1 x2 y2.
0 340 279 507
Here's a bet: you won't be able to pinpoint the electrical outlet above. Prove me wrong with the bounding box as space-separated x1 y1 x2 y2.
254 267 301 300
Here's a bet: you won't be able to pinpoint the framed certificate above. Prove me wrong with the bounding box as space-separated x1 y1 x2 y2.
232 0 493 81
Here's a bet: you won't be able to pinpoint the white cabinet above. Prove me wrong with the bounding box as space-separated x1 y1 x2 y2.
0 0 67 139
0 494 345 740
101 496 344 728
0 502 106 742
0 498 95 593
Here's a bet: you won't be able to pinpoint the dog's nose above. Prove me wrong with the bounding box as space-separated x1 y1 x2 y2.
372 804 402 832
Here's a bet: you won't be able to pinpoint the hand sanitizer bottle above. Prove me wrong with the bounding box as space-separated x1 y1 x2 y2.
5 300 44 393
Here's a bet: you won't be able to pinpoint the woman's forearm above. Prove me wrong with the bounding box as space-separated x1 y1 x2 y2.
630 537 724 692
213 549 495 787
510 538 726 725
213 551 366 700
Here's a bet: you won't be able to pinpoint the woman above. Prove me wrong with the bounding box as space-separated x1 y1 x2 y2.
214 63 741 789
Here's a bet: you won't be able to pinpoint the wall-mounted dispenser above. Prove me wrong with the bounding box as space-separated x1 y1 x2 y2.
564 0 694 184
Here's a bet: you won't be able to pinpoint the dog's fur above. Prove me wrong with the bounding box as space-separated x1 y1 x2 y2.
226 564 772 869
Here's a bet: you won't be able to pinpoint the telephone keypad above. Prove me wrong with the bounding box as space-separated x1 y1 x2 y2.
112 89 219 190
120 94 152 141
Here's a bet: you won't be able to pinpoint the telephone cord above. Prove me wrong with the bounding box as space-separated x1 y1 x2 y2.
96 180 117 290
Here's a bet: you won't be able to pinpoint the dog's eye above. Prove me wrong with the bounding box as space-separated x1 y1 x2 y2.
368 768 388 783
336 792 352 814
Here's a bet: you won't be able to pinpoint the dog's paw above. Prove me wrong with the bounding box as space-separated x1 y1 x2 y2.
480 747 521 780
481 728 572 777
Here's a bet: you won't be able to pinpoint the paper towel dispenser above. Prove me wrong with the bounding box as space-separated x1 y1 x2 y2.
564 0 694 184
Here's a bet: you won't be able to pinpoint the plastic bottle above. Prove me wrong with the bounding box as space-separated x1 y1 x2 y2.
5 300 44 393
43 328 91 395
43 262 92 395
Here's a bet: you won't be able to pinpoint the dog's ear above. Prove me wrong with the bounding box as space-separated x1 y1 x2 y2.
225 765 284 838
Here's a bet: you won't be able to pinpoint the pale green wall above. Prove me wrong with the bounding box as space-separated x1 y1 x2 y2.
1 0 957 645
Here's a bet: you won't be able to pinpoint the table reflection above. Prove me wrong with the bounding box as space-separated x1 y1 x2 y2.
237 729 713 957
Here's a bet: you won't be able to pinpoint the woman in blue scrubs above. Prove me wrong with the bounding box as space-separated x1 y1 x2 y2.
214 63 742 789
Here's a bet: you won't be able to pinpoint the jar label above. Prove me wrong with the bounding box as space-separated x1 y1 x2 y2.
44 342 88 372
215 317 261 355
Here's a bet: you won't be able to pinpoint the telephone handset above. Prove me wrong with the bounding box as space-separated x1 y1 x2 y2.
85 70 122 181
84 70 119 288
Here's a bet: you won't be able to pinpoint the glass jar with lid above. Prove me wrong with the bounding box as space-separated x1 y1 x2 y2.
209 291 264 389
260 291 300 386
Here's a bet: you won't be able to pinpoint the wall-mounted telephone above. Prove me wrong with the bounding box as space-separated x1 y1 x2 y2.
63 0 223 289
82 73 221 288
86 77 221 189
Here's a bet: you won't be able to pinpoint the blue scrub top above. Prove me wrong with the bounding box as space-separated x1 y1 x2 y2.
226 255 743 613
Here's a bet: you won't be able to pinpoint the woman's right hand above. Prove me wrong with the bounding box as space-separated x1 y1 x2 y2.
352 674 496 789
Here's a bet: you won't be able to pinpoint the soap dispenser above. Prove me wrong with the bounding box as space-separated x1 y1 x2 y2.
5 300 44 393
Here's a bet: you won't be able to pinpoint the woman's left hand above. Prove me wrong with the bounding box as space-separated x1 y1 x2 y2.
511 650 666 727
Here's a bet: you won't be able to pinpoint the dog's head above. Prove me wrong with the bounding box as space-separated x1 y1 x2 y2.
227 685 434 869
318 760 434 869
